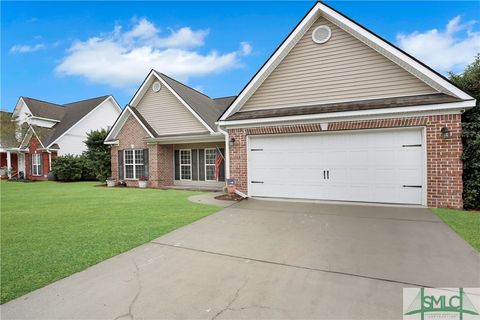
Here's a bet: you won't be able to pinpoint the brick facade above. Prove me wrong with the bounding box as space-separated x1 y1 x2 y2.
23 136 57 180
228 114 463 208
111 115 223 188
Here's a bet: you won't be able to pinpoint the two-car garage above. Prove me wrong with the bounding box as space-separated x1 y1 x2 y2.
247 128 425 205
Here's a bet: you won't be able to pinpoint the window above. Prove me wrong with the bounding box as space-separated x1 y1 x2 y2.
180 149 192 180
124 149 145 179
32 153 41 176
205 149 216 181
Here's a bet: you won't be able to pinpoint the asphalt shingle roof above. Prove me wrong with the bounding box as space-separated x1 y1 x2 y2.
226 93 462 120
21 95 110 147
21 97 65 121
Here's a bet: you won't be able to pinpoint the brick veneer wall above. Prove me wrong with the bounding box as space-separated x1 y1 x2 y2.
228 114 463 208
24 136 56 180
110 115 172 187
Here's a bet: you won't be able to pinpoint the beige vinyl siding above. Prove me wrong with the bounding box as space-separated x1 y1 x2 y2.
242 17 437 112
136 81 208 135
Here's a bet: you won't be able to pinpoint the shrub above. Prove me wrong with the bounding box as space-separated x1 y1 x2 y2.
449 54 480 209
51 155 83 182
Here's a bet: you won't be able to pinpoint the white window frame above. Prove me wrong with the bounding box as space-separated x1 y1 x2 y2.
204 148 217 181
179 149 192 181
32 153 41 176
123 149 145 180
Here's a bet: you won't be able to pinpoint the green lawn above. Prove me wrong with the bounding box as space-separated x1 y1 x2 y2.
433 208 480 251
0 181 222 303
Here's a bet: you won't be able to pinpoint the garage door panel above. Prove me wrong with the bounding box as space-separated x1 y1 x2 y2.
248 128 424 205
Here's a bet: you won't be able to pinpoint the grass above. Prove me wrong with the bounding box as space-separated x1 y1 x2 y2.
433 208 480 251
0 181 222 303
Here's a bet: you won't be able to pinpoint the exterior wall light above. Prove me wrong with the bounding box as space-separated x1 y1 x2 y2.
440 127 451 139
229 137 236 146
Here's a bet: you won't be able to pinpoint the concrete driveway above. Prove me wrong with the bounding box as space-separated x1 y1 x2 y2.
2 199 479 319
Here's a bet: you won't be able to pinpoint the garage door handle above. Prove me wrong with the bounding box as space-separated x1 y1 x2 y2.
323 170 329 179
403 185 422 188
251 181 264 184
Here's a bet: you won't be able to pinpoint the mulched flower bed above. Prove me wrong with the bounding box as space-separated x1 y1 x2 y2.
214 193 245 201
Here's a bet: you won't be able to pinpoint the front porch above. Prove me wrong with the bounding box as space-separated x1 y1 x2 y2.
111 139 226 190
1 150 20 179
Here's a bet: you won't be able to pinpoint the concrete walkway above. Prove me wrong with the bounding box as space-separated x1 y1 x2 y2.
188 192 236 207
2 199 479 319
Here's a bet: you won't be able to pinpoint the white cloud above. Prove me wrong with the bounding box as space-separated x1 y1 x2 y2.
397 16 480 74
55 18 251 88
10 43 45 54
240 41 252 56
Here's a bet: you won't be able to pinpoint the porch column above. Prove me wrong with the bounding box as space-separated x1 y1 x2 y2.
48 152 52 172
6 151 11 178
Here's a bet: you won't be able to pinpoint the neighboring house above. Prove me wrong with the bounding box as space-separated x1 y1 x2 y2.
0 111 18 179
2 95 121 180
107 2 476 208
105 72 232 189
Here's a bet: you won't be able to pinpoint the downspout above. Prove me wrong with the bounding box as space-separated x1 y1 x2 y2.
216 125 230 180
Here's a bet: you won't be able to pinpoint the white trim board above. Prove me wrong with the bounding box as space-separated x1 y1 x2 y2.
219 2 474 121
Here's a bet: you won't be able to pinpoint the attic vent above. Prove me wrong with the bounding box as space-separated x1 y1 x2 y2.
312 26 332 44
152 81 162 92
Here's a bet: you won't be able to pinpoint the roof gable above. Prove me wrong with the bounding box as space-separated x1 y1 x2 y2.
135 76 210 135
45 95 111 146
240 16 438 112
220 1 474 120
129 70 232 134
104 106 155 143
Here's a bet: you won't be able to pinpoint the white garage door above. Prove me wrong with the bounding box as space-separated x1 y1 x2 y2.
248 128 425 205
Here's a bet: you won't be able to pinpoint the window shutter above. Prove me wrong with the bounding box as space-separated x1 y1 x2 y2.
174 150 180 180
219 148 225 181
38 154 44 176
192 149 198 181
29 154 32 176
143 149 149 178
118 150 124 180
198 149 205 181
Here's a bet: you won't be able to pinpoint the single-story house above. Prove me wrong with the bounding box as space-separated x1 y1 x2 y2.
2 95 121 180
106 2 476 208
105 72 230 189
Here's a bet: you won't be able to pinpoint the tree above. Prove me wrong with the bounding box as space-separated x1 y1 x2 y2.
449 54 480 209
83 129 111 182
0 111 20 147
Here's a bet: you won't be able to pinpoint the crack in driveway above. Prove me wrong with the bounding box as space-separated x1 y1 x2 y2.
114 259 142 320
211 278 249 320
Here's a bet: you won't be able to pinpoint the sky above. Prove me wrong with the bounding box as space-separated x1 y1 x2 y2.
2 1 479 111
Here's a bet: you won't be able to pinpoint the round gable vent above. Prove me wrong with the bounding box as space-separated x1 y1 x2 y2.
312 26 332 44
152 81 162 92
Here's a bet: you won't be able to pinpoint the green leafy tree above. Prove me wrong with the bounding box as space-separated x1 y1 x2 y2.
449 54 480 209
0 111 26 148
83 129 111 182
